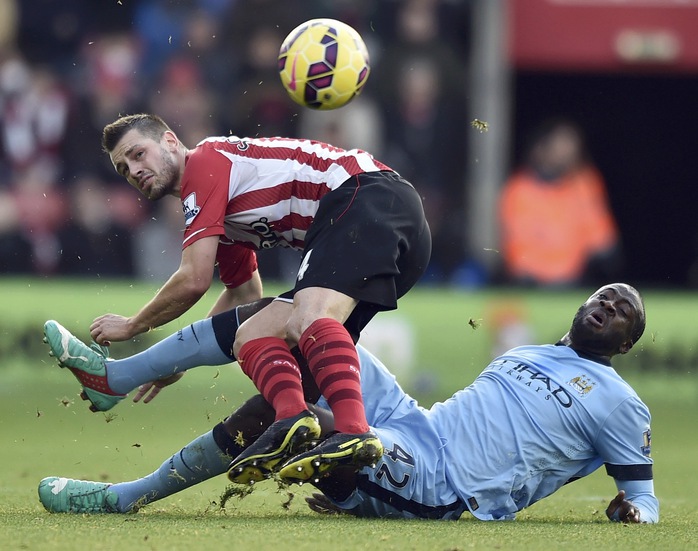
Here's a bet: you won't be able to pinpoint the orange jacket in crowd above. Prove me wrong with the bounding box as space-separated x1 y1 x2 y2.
498 165 619 286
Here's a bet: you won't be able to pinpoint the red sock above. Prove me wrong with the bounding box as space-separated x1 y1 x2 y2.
237 336 307 421
299 318 369 434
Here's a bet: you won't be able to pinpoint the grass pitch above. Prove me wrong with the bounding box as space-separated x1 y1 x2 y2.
1 278 697 550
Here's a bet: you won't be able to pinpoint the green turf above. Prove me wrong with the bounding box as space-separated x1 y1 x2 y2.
1 278 697 549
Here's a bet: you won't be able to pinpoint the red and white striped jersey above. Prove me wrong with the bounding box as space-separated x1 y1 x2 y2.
179 135 392 287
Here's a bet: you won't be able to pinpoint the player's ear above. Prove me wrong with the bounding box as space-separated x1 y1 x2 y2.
162 130 179 150
618 339 633 354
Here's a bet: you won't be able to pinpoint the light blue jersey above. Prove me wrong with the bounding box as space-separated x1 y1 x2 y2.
327 344 658 522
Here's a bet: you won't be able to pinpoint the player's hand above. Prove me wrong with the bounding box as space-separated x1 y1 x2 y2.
606 490 641 523
90 314 136 345
305 493 344 515
132 373 185 404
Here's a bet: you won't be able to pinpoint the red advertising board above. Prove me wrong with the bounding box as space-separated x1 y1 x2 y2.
510 0 698 72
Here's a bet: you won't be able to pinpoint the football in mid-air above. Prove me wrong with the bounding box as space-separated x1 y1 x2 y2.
278 18 370 110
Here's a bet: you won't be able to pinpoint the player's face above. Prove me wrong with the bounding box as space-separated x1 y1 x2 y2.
109 129 180 201
568 284 643 357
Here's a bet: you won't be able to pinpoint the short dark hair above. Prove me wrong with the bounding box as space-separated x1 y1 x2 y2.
101 113 172 154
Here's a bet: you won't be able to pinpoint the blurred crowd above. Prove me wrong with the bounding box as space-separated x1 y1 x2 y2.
0 0 473 284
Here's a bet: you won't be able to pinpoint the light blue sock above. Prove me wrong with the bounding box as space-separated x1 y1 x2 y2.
110 430 230 512
106 318 232 395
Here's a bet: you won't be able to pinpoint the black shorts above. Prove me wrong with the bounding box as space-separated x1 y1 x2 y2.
279 171 431 341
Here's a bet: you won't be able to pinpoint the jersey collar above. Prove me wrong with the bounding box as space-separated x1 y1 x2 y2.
554 341 612 366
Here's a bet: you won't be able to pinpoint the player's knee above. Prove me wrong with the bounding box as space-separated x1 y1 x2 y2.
280 310 307 346
285 322 303 347
231 335 244 358
231 321 257 356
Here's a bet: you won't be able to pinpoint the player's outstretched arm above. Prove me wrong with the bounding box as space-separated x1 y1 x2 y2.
92 236 221 345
